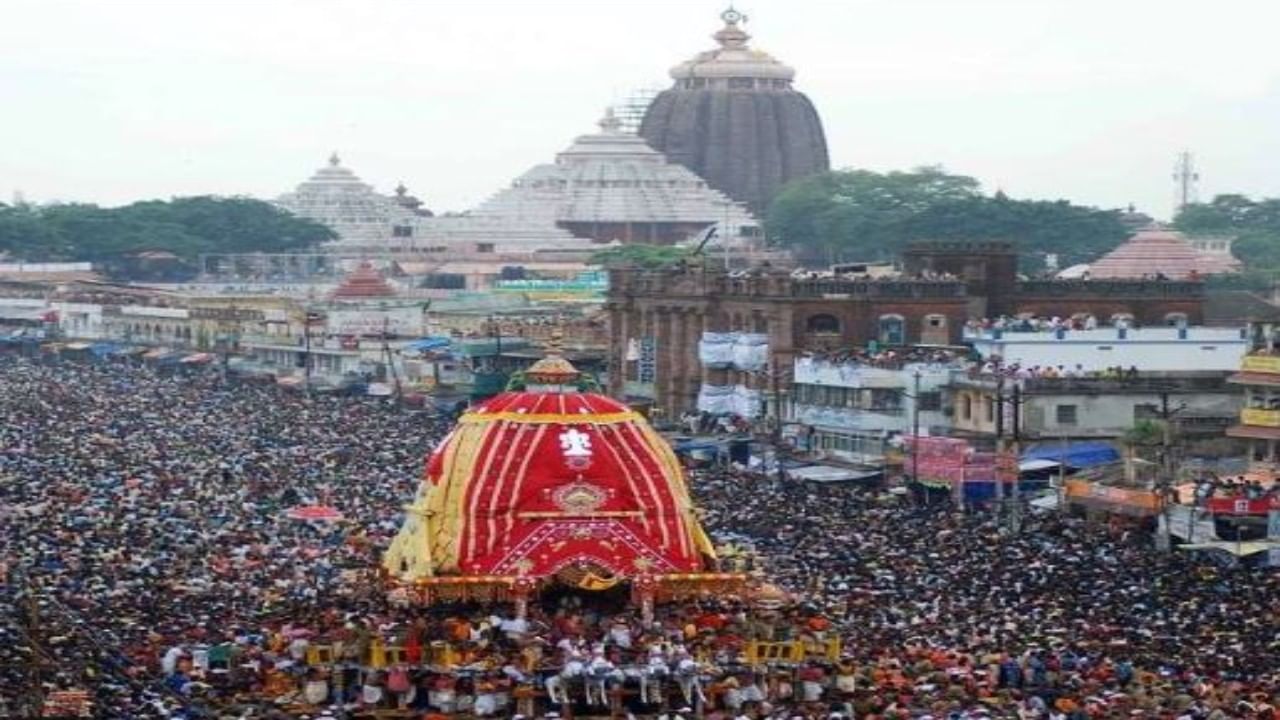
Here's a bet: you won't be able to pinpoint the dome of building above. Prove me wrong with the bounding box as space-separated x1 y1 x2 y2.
468 109 759 245
275 153 417 246
331 261 397 299
1090 226 1238 279
640 8 830 214
383 352 718 593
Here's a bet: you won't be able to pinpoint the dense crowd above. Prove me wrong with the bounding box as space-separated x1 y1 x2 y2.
1 358 1278 719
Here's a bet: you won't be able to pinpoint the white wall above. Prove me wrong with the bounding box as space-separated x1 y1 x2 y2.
967 327 1247 372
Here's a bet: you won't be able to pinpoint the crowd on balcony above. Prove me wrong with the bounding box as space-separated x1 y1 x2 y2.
0 358 1277 719
966 314 1144 334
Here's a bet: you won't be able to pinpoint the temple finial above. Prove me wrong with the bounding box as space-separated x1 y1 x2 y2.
598 107 622 134
715 5 750 49
329 151 340 167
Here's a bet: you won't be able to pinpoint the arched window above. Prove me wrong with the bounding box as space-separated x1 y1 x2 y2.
806 314 840 334
960 394 973 421
878 314 906 346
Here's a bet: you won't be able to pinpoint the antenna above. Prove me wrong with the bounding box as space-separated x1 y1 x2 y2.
1172 151 1200 212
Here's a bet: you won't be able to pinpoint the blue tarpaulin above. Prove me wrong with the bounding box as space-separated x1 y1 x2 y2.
403 337 452 353
1021 442 1120 469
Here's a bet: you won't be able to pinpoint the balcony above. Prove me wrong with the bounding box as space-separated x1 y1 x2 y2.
1241 408 1280 427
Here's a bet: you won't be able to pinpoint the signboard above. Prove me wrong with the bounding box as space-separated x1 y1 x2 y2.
1242 355 1280 374
1204 497 1279 516
904 436 969 486
326 307 425 338
1064 480 1161 515
995 450 1019 484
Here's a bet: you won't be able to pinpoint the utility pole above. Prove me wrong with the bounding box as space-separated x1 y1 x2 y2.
1010 383 1023 532
382 316 402 408
302 309 316 394
772 358 786 485
911 369 922 498
994 376 1006 519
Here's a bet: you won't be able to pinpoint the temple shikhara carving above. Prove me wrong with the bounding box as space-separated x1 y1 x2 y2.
640 8 830 214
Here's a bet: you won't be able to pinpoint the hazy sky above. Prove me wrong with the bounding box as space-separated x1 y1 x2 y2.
2 0 1278 220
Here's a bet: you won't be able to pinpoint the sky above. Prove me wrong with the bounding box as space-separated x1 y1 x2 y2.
1 0 1278 221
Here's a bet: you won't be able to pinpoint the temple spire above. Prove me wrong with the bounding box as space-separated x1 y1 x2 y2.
329 151 341 167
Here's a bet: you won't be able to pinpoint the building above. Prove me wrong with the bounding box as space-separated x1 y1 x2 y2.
965 326 1249 374
1086 227 1240 279
607 265 971 416
639 8 829 214
606 242 1211 416
275 153 420 247
948 372 1242 446
788 358 959 464
466 110 759 246
1226 322 1280 464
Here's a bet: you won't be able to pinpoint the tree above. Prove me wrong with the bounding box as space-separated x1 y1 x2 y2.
0 196 336 271
1175 194 1280 286
766 167 980 264
766 167 1127 270
902 195 1129 271
590 244 689 269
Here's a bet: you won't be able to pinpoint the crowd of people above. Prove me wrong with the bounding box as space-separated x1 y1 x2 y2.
1 357 1278 719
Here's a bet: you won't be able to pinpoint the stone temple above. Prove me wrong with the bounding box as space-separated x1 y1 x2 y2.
466 109 759 246
640 8 830 214
275 153 428 247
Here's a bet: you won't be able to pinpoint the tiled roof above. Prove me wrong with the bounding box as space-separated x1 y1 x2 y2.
1090 227 1239 279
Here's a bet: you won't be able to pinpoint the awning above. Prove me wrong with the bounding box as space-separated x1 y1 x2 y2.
63 342 92 351
1179 540 1278 557
403 336 452 353
1022 442 1120 469
180 352 214 364
142 347 170 359
277 376 303 387
788 465 881 484
1226 424 1280 440
1019 459 1061 473
1228 372 1280 387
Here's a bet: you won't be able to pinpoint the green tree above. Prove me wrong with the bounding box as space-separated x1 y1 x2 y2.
766 167 980 264
1175 194 1280 283
0 196 335 267
902 195 1129 271
590 244 689 269
767 167 1127 269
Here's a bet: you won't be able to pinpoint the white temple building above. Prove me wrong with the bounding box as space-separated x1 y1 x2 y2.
460 109 760 246
274 153 423 248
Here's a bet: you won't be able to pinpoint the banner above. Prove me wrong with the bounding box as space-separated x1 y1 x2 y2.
1204 497 1280 516
1064 480 1161 515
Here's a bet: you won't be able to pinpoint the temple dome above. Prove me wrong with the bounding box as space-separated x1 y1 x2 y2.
383 372 717 586
467 109 759 244
1089 226 1239 279
331 261 397 299
640 8 829 214
275 153 417 246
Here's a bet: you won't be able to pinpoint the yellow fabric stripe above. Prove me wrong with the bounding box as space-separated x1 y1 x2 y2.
635 421 719 561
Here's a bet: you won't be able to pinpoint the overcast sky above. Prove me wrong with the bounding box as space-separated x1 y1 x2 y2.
2 0 1278 220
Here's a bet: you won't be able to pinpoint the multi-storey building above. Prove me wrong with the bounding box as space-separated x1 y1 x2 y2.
606 242 1210 416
